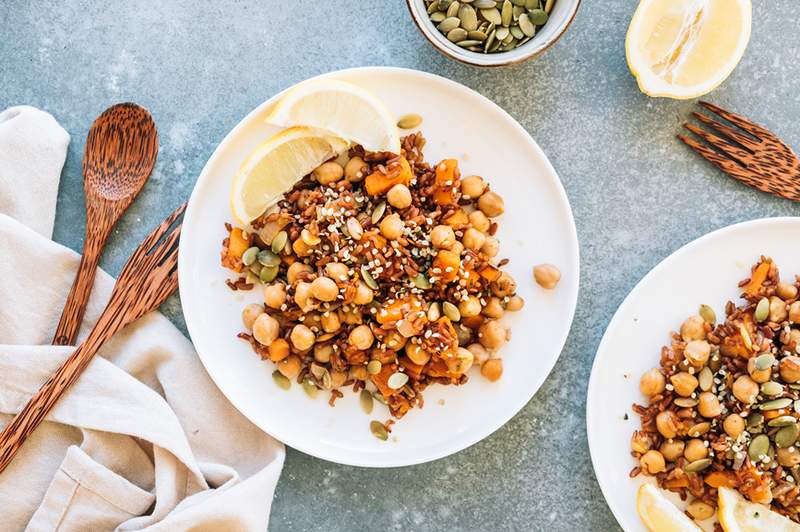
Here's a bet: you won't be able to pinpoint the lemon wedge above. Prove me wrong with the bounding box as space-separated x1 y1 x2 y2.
229 126 348 224
265 78 401 154
626 0 752 99
718 486 800 532
637 483 703 532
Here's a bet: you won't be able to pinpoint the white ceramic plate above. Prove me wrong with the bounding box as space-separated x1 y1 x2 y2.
179 67 579 467
587 217 800 531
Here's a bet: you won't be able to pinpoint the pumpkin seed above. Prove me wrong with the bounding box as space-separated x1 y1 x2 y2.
512 5 525 19
457 39 482 47
446 0 461 17
674 397 699 408
414 273 431 289
271 231 288 254
443 301 461 321
684 458 712 473
510 0 526 5
483 28 496 51
427 1 440 13
257 249 281 267
447 27 469 42
371 202 386 224
795 399 800 413
748 434 770 460
699 304 716 324
698 366 713 391
249 262 263 275
360 389 374 414
739 324 753 351
458 4 479 30
245 272 259 285
397 113 423 130
430 11 446 22
370 420 389 441
367 360 382 375
272 370 290 390
346 217 363 241
322 370 332 390
755 353 775 370
242 246 260 266
755 297 770 322
760 398 793 411
428 302 442 321
361 266 379 290
776 424 800 448
768 415 797 427
467 30 487 40
518 13 535 36
473 0 496 7
495 26 509 40
526 0 539 7
509 25 525 39
480 7 502 24
438 0 453 9
544 0 554 13
310 363 327 380
761 381 784 396
387 371 409 389
500 0 512 26
527 8 548 24
747 412 764 428
438 16 461 33
456 324 471 346
259 264 278 283
302 378 319 398
372 391 387 404
687 422 710 437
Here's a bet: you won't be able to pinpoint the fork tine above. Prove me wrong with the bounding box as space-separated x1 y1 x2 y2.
140 202 187 253
698 101 774 139
682 122 752 164
690 111 761 151
677 134 757 182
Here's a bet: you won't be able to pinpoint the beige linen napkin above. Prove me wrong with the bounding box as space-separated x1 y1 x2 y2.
0 106 285 531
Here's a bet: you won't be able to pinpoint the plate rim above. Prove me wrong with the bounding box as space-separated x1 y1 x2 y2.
179 65 580 467
586 216 800 529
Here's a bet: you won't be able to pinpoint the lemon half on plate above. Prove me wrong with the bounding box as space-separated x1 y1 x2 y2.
718 486 800 532
265 78 401 154
229 126 348 224
637 483 702 532
626 0 752 99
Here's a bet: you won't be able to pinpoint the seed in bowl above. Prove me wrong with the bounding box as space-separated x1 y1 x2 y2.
221 132 527 423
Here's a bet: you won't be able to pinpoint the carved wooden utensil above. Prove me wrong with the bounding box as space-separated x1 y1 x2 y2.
0 203 185 474
679 101 800 202
52 103 158 346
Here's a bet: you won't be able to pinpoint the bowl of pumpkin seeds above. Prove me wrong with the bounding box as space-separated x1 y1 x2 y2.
406 0 580 66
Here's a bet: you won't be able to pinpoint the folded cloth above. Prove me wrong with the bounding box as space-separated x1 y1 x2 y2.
0 106 285 531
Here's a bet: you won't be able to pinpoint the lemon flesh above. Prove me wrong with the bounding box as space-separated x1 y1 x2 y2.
230 127 348 224
266 78 401 154
637 483 703 532
718 486 800 532
626 0 752 99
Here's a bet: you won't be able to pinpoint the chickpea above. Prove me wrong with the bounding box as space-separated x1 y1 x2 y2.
292 237 312 257
781 329 800 352
380 213 404 240
680 315 707 341
384 330 408 350
253 313 280 346
640 450 666 474
459 296 482 318
723 413 745 438
353 281 374 305
670 372 698 397
479 320 507 349
777 282 799 301
268 338 290 362
687 501 715 521
789 301 800 323
461 175 486 198
349 324 374 350
684 340 710 368
780 356 800 383
330 370 348 389
340 307 362 325
478 191 504 217
406 343 431 366
387 184 412 209
263 283 286 309
639 368 666 397
312 161 344 185
278 354 302 380
631 431 651 454
481 237 499 258
294 281 315 312
698 392 722 418
659 439 685 462
447 347 474 374
481 358 503 381
349 365 368 381
467 343 490 366
290 324 315 351
684 439 708 462
468 210 490 233
287 262 313 285
450 241 465 257
492 272 517 297
344 156 368 182
778 447 800 468
506 296 524 312
320 311 341 333
732 375 759 404
430 225 456 249
242 303 264 330
324 262 349 282
769 295 788 323
462 228 486 251
655 410 680 439
747 357 772 384
482 297 504 319
314 343 332 363
310 276 338 302
533 264 560 290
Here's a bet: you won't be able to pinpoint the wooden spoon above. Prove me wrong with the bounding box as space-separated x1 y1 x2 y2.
52 103 158 346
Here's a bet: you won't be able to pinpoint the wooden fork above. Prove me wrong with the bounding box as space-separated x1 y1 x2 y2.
678 101 800 202
0 203 186 474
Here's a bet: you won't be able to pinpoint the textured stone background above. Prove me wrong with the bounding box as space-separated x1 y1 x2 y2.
2 1 799 530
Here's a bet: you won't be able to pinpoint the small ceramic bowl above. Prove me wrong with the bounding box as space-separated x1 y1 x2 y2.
406 0 580 67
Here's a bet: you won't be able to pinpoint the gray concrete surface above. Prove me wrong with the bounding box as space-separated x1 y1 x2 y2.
2 1 799 530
